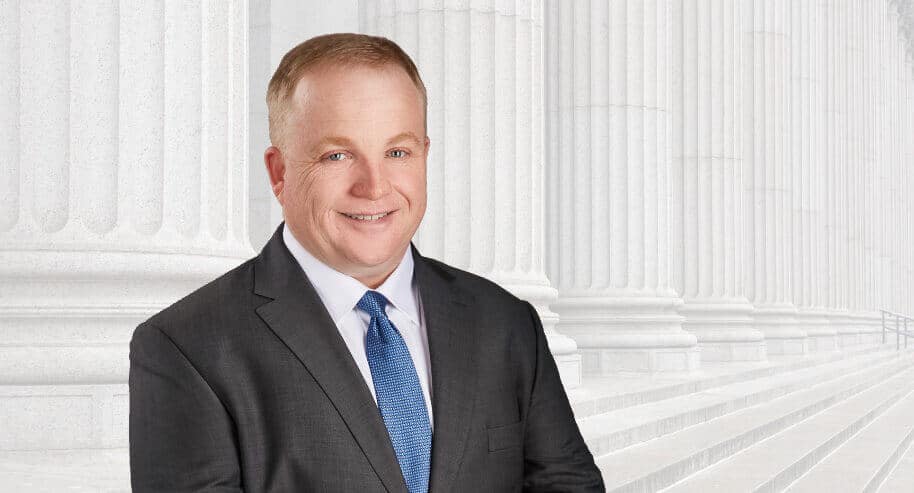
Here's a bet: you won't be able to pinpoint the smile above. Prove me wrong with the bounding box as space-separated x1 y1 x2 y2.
341 211 392 221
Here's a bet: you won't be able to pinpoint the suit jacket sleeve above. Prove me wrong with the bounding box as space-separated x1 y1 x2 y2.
521 301 605 492
129 322 243 493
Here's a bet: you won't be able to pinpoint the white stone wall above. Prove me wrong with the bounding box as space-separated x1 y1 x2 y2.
1 0 913 451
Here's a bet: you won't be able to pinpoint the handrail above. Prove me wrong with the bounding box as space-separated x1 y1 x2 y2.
880 309 914 350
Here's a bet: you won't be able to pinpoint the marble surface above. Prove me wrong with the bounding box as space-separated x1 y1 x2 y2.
0 449 129 492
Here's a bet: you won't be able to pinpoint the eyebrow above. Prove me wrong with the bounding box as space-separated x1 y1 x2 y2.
311 132 424 150
312 136 356 149
385 132 424 146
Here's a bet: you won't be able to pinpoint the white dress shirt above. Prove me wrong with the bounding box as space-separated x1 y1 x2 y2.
282 225 434 427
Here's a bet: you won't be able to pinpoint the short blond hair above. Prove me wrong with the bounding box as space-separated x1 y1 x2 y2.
267 33 427 146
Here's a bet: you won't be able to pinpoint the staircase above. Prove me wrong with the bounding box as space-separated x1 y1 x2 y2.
570 344 914 492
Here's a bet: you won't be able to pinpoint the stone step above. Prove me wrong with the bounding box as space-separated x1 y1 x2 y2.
570 344 892 419
661 365 914 492
783 377 914 493
593 351 914 493
578 348 903 457
879 439 914 493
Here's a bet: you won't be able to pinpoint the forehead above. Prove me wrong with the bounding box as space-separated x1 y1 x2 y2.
289 63 425 132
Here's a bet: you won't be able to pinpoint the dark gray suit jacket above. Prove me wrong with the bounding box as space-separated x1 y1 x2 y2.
129 224 604 492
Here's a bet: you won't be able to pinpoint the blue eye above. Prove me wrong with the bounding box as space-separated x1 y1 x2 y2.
389 149 408 159
327 152 346 161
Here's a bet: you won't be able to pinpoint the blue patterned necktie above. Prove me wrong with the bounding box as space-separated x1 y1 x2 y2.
357 290 432 493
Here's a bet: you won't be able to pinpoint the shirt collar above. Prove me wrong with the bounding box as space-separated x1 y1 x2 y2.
282 223 420 326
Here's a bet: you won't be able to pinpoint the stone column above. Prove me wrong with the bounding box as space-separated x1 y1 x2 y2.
895 4 913 319
907 43 914 319
822 0 857 347
886 4 902 319
811 0 834 350
790 1 837 352
545 0 699 373
861 2 884 342
669 0 765 361
360 0 583 387
902 53 914 318
0 1 251 450
872 1 884 323
744 0 806 354
846 0 878 343
872 2 895 322
898 5 913 319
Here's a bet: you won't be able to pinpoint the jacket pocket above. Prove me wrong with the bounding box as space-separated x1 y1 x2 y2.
486 421 524 452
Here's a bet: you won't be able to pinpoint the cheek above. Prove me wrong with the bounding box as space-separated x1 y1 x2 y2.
286 168 330 218
396 165 427 201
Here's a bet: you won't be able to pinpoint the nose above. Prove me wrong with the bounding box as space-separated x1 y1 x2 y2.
350 158 391 200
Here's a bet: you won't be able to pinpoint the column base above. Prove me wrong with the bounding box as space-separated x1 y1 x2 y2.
697 340 768 362
553 294 699 373
578 345 700 373
764 337 809 355
753 304 808 356
827 310 862 348
496 278 584 389
0 383 127 450
680 298 767 362
796 308 839 353
545 331 583 389
0 249 251 451
551 350 584 389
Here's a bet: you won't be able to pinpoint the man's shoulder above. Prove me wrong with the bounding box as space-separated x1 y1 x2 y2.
416 254 533 314
139 256 258 338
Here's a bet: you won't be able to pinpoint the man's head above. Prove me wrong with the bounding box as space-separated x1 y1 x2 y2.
264 33 429 289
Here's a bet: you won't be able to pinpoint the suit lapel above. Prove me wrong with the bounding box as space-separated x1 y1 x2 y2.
412 247 479 493
253 226 407 493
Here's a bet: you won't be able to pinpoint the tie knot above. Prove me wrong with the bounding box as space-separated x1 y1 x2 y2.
357 290 389 319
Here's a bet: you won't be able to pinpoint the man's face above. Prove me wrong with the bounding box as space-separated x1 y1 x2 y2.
266 64 428 287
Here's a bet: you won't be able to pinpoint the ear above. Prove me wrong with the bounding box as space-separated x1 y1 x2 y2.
264 146 286 205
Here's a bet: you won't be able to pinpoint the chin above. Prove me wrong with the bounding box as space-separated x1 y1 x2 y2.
345 247 400 268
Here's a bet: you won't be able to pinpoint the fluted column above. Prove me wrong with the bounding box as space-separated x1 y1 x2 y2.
360 0 583 387
896 2 913 319
846 0 877 343
669 0 764 361
860 0 884 341
875 1 889 321
545 0 699 373
907 45 914 318
743 0 806 354
902 52 914 317
812 0 835 349
790 1 837 352
822 0 856 346
0 1 251 450
899 9 908 319
886 3 902 318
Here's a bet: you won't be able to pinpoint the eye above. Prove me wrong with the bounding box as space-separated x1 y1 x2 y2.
325 152 347 162
388 149 409 159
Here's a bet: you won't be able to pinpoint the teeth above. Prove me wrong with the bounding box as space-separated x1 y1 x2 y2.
345 212 389 221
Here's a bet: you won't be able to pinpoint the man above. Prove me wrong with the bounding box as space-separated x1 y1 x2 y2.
129 33 603 492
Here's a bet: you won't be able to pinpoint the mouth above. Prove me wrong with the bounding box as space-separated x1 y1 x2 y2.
339 210 395 222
